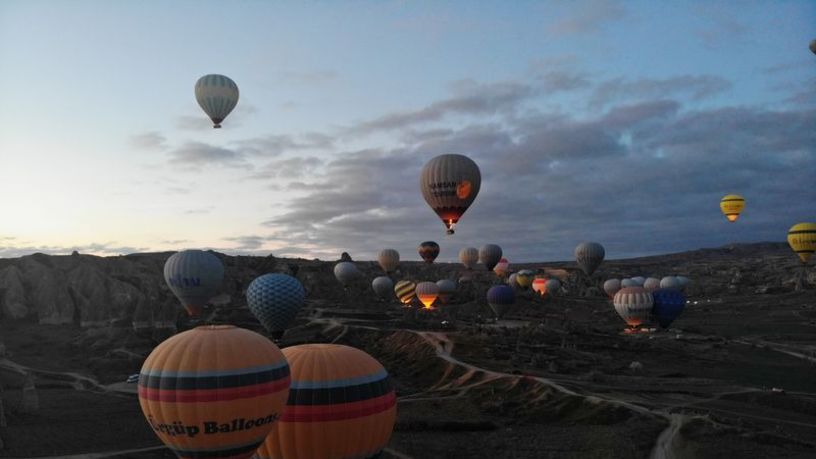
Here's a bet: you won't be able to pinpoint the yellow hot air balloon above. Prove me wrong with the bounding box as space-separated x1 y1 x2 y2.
394 280 416 307
720 194 745 222
787 223 816 264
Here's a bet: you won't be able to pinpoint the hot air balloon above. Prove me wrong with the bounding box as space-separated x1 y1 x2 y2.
394 280 416 307
675 276 690 291
643 277 661 292
493 258 509 276
377 249 400 273
621 278 637 288
613 287 653 329
195 74 239 128
333 262 360 286
436 279 457 304
630 276 646 286
810 39 816 55
418 241 440 263
479 244 502 271
532 278 547 297
516 270 535 288
247 274 306 337
459 247 479 270
574 242 605 276
787 223 816 264
508 273 519 288
415 282 440 309
603 279 622 298
545 278 561 296
487 285 515 319
163 249 224 316
659 276 680 289
138 325 290 459
652 288 686 329
372 276 394 299
420 154 481 234
720 194 745 222
255 344 396 459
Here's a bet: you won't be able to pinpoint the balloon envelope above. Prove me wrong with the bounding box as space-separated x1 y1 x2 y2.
532 278 547 297
494 258 509 276
394 280 416 306
643 277 661 292
603 279 622 298
621 278 637 288
479 244 503 271
378 249 400 273
787 222 816 264
545 278 561 296
415 281 440 309
659 276 680 289
420 154 481 234
333 262 359 286
418 241 440 263
574 242 605 276
459 247 479 270
487 285 515 318
372 276 395 299
436 279 457 304
138 325 290 459
720 194 745 222
163 249 224 316
516 270 535 288
652 288 686 328
246 274 306 333
255 344 396 459
195 74 239 128
613 287 653 328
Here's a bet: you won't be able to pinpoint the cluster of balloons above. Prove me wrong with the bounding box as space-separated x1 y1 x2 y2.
612 286 686 330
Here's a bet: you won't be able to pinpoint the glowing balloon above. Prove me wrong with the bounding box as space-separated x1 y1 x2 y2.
246 274 306 335
574 242 605 276
487 285 515 319
652 288 686 329
459 247 479 270
255 344 396 459
139 325 289 459
613 287 653 328
420 154 482 234
720 194 745 222
377 249 400 273
195 74 239 128
163 249 224 316
394 280 416 306
787 222 816 264
603 279 621 298
418 241 440 263
493 258 509 276
415 282 440 309
333 262 360 286
436 279 457 304
479 244 503 271
532 278 547 297
372 276 394 299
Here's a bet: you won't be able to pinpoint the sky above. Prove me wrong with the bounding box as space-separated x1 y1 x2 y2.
0 0 814 262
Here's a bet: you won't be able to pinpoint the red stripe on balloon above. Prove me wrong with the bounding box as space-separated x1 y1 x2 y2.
281 392 396 422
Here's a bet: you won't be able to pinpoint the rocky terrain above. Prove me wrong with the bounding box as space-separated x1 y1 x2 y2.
1 242 815 458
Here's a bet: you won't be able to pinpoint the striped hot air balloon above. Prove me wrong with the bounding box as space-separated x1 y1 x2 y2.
163 250 224 316
613 287 653 328
459 247 479 270
255 344 396 459
394 280 416 306
574 242 605 276
720 194 745 222
479 244 502 271
420 154 482 234
377 249 400 273
195 74 239 128
418 241 440 263
138 326 290 459
436 279 457 304
246 274 305 336
415 281 440 309
787 223 816 264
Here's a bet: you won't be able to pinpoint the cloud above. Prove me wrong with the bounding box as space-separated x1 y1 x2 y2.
236 133 334 157
222 235 270 250
589 75 731 108
546 0 626 36
248 156 324 181
184 207 214 214
346 81 534 135
167 142 251 170
129 131 167 150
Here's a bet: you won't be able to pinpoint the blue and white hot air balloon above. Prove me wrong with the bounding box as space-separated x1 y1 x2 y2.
163 250 224 317
194 74 239 128
246 273 306 337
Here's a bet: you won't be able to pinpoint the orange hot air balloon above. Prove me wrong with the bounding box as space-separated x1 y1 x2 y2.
255 344 397 459
138 325 290 459
415 281 440 309
532 278 548 297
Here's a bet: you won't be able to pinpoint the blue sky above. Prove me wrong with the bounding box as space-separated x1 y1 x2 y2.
1 0 814 262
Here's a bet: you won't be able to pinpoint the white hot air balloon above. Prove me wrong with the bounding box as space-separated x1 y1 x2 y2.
660 276 680 289
613 287 653 329
459 247 479 270
603 279 622 298
334 262 360 286
378 249 400 273
631 276 646 286
643 277 661 292
163 249 224 316
621 278 637 288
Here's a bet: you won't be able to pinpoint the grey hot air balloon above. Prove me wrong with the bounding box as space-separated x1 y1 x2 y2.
479 244 503 271
603 279 622 298
195 74 239 128
810 39 816 55
643 277 661 292
660 276 680 289
163 249 224 316
378 249 400 274
507 273 519 288
675 276 690 291
574 242 605 276
613 287 653 329
333 262 360 286
436 279 457 304
631 276 646 286
621 278 638 288
459 247 479 270
372 276 395 299
545 278 561 296
420 154 481 234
